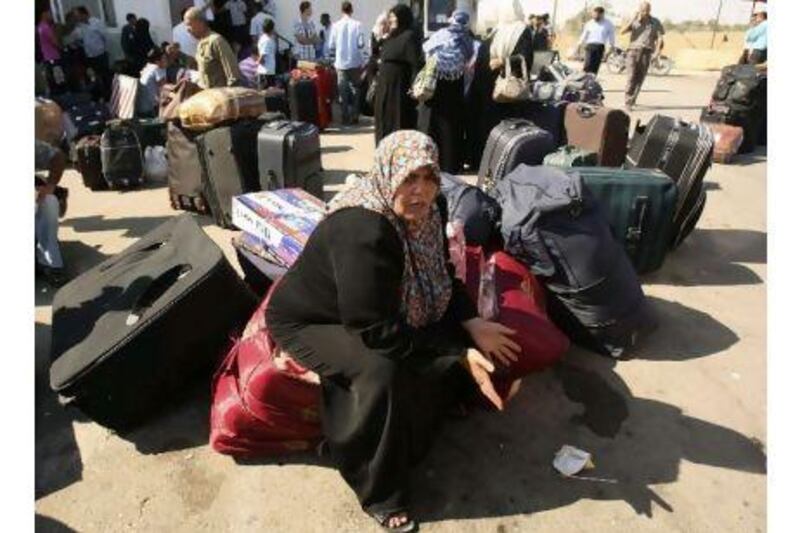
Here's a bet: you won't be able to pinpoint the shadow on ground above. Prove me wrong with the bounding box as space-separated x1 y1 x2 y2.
61 212 211 240
645 229 766 287
412 350 766 523
35 514 77 533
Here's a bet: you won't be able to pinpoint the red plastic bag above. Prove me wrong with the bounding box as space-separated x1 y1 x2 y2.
465 247 570 393
209 283 322 457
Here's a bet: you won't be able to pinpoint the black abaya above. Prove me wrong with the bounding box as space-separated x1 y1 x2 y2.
266 205 477 514
374 29 423 144
417 76 466 174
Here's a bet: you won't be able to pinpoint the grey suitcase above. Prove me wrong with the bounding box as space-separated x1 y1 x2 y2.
166 122 208 213
257 120 322 197
477 118 556 194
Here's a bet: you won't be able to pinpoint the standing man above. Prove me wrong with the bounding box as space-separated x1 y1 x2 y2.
37 7 64 95
173 7 200 61
577 6 615 74
318 13 332 60
121 13 143 71
184 7 242 88
75 6 111 99
742 4 767 65
226 0 249 53
294 2 320 62
620 2 664 110
328 2 367 125
529 14 550 52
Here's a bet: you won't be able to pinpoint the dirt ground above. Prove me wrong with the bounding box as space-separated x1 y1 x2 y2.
35 68 767 532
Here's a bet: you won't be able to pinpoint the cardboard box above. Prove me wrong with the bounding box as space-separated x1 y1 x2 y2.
232 189 326 268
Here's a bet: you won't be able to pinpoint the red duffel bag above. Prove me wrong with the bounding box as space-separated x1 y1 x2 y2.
209 284 322 457
465 247 569 392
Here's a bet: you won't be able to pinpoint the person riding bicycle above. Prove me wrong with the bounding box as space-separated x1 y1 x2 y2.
620 1 664 110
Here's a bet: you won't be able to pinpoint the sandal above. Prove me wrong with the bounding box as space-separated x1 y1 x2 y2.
369 510 418 532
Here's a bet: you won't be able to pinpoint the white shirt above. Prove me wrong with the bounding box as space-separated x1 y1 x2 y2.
172 22 199 58
327 15 367 70
138 63 166 113
257 34 277 75
578 18 615 47
81 17 107 58
227 0 247 27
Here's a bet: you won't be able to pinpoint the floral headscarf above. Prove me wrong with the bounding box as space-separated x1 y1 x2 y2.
328 131 453 328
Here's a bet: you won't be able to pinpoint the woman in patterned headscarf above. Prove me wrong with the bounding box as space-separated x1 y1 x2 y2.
267 131 520 531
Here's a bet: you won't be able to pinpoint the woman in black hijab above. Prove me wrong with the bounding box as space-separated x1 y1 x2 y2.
373 4 424 145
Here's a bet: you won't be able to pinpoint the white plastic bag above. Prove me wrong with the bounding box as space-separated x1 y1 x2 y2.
144 146 168 182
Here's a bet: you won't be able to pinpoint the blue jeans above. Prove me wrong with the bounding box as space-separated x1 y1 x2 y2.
36 194 63 269
337 68 362 124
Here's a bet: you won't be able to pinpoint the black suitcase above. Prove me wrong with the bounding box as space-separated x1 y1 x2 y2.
625 115 713 247
100 124 144 189
439 172 502 248
574 167 679 274
197 118 266 228
495 165 656 357
477 119 556 194
265 88 290 116
65 101 111 140
51 91 93 111
166 122 208 213
287 77 319 126
702 64 766 153
524 101 567 146
257 120 323 196
49 214 259 430
75 135 108 191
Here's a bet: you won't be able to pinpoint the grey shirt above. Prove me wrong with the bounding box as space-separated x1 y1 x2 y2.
628 16 664 51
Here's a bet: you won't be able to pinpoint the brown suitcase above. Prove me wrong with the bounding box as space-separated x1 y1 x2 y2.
564 103 630 167
707 123 744 164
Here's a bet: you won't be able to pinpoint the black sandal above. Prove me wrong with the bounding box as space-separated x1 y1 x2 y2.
369 510 418 532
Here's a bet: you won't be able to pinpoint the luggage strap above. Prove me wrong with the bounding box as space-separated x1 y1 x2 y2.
626 196 649 260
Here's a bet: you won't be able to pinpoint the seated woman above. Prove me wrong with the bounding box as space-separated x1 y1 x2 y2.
266 130 521 531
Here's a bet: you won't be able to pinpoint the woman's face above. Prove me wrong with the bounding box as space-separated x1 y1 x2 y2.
388 12 399 31
393 165 440 225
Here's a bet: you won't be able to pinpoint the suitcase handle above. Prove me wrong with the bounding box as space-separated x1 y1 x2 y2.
625 196 649 261
576 104 597 118
125 264 192 326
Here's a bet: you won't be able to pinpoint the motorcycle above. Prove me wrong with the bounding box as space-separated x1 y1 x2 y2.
605 46 674 76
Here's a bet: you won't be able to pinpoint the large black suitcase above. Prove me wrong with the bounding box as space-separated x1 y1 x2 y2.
477 118 556 194
494 164 657 358
288 77 319 126
49 214 259 430
625 115 713 247
524 101 567 146
701 64 766 153
439 172 502 248
197 118 266 228
65 101 111 141
74 135 108 191
100 124 144 189
257 120 323 196
574 167 678 274
166 122 208 213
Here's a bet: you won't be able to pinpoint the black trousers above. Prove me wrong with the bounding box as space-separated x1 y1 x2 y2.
269 314 475 515
584 43 605 74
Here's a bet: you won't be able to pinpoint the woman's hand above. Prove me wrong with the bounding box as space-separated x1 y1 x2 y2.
489 57 504 71
462 348 504 411
463 317 521 367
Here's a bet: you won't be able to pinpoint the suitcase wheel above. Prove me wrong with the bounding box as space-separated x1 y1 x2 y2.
193 196 207 213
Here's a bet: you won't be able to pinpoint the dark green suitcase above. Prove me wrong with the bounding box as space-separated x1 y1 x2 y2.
575 167 678 274
543 145 598 168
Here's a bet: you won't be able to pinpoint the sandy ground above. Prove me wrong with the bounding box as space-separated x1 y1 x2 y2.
35 68 767 532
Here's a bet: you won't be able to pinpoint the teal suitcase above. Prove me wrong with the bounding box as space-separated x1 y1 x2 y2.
575 167 678 274
543 145 598 168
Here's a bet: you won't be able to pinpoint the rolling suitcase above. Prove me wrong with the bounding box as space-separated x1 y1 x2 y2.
75 135 107 191
494 165 657 358
100 123 144 189
264 87 290 115
700 103 762 154
197 118 266 228
257 120 322 195
564 103 629 167
49 214 259 430
64 101 111 141
291 66 334 129
573 167 678 274
707 123 744 164
166 122 208 213
625 115 713 247
543 145 598 168
477 119 556 194
524 101 567 146
287 77 320 127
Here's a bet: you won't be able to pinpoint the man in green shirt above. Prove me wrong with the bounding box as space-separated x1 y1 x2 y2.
183 6 241 89
620 2 664 110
